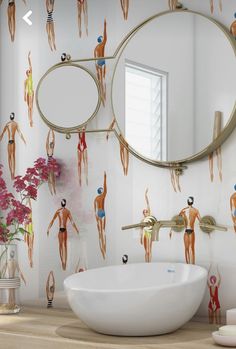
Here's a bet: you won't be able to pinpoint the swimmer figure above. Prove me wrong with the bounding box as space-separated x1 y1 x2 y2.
94 172 107 259
179 196 201 264
77 0 88 37
46 129 56 195
140 188 153 263
230 184 236 233
120 0 129 20
94 19 107 106
24 51 34 127
208 265 221 324
0 113 26 180
47 199 79 270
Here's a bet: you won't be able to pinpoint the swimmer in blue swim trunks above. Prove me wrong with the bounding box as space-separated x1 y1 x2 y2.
94 19 107 106
94 172 107 259
230 185 236 233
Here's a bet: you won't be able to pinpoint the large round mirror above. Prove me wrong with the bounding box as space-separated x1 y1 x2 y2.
37 64 101 131
112 11 236 164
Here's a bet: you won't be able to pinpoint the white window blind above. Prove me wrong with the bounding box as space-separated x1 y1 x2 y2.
125 61 167 161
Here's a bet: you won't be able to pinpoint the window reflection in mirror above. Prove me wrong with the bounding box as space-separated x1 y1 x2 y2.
125 61 167 161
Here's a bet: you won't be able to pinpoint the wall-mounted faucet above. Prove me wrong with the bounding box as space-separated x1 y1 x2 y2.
122 214 227 240
122 215 179 241
171 215 227 233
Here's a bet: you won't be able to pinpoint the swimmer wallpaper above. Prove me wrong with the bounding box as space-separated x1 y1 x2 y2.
47 199 79 270
179 197 201 265
77 0 88 37
0 113 26 180
24 51 34 128
1 0 236 319
46 0 56 51
120 0 129 20
94 172 107 259
77 128 88 186
140 188 153 263
94 19 107 107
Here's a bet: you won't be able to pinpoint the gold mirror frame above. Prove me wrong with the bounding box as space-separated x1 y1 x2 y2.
36 62 102 133
111 10 236 168
36 10 236 169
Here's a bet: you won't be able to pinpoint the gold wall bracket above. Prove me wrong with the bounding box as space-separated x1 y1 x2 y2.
199 215 227 233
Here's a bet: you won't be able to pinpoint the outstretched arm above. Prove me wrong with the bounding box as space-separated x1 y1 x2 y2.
103 19 107 46
103 171 107 197
28 51 32 72
47 211 58 236
17 124 26 144
145 188 150 214
0 125 7 141
68 212 79 234
196 210 201 222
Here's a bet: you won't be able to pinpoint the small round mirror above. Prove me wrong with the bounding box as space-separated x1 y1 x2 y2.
112 11 236 164
37 64 101 131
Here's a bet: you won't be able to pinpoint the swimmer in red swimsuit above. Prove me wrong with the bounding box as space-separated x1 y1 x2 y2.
47 199 79 270
77 128 88 186
77 0 88 37
208 265 221 324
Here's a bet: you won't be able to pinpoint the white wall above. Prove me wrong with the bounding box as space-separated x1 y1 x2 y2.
0 0 236 317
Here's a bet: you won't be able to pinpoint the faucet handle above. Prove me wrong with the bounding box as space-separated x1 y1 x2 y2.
199 215 227 233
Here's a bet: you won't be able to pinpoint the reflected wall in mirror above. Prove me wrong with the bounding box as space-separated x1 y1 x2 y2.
112 12 236 163
37 64 101 131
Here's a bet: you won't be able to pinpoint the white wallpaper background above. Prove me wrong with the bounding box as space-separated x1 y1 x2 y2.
0 0 236 318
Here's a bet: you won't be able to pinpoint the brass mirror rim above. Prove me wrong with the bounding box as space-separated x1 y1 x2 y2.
111 10 236 167
36 62 102 133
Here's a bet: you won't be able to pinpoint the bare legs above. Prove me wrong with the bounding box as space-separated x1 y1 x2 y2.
7 143 15 180
8 3 15 42
184 232 195 264
120 0 129 20
77 149 88 186
46 22 56 51
143 236 152 262
27 93 34 127
25 233 34 268
78 1 88 37
210 0 223 14
170 168 181 192
208 308 221 324
58 232 67 270
208 147 222 182
96 65 106 106
168 0 178 10
96 216 106 259
48 171 56 195
119 142 129 176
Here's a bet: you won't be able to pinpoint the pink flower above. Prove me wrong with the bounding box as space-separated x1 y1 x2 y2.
25 185 37 200
13 177 26 192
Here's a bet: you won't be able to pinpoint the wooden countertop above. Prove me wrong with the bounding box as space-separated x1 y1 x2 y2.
0 306 219 349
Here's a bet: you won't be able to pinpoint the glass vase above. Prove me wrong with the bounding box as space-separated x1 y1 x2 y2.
0 244 21 314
